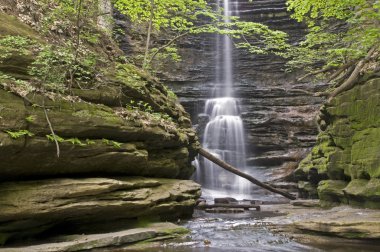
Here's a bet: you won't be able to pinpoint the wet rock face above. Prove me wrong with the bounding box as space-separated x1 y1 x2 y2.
296 78 380 208
157 0 307 84
114 0 321 173
152 0 323 173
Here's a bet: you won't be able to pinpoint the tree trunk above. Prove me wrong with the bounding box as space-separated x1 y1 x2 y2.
198 148 297 200
329 46 377 99
143 0 154 69
326 61 355 83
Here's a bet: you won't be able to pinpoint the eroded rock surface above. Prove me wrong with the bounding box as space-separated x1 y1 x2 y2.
295 78 380 207
0 222 188 252
0 177 200 245
263 204 380 240
0 11 201 246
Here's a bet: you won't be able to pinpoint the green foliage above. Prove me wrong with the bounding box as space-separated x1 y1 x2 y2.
29 45 73 92
125 99 173 122
113 0 214 68
5 130 34 139
150 46 181 63
102 138 122 148
0 71 34 95
65 137 86 146
114 0 290 70
46 134 98 147
116 63 147 94
0 35 34 62
28 42 98 92
285 0 380 73
25 115 36 123
46 134 65 143
32 0 107 91
85 139 96 145
225 21 289 55
126 99 153 113
40 0 100 38
113 0 211 31
151 112 173 122
166 89 178 101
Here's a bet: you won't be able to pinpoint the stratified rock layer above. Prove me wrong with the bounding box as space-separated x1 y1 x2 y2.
0 222 188 252
151 0 323 173
0 177 200 245
0 88 197 180
0 11 201 246
263 204 380 240
295 78 380 208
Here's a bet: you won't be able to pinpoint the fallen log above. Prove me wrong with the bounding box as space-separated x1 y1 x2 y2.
198 148 297 200
196 203 260 211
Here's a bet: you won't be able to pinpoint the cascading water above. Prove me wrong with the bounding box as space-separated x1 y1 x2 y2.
193 0 251 198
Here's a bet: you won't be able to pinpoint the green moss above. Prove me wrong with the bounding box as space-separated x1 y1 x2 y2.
295 153 313 180
344 179 380 208
115 63 148 91
317 180 348 206
160 226 189 235
135 216 161 228
298 181 318 198
350 128 380 179
0 13 40 40
340 232 371 239
328 79 380 131
300 78 380 208
72 106 124 125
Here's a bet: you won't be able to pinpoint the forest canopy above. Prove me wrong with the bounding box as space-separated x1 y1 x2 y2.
285 0 380 97
286 0 380 74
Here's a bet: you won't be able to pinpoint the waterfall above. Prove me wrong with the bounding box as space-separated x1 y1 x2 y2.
193 0 251 198
222 0 233 96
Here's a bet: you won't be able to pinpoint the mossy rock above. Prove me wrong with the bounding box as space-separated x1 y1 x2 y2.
0 89 27 130
317 180 348 207
298 181 318 199
344 179 380 209
300 78 380 208
0 13 40 39
0 177 200 245
294 153 313 181
350 128 380 179
328 79 380 131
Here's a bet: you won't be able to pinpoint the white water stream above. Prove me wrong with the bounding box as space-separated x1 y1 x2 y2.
193 0 251 198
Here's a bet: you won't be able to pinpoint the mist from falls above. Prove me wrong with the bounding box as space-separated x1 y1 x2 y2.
193 0 252 198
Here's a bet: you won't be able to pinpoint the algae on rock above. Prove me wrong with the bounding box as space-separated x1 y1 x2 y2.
295 78 380 208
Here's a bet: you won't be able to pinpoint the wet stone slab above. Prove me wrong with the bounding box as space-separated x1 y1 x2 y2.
0 223 188 252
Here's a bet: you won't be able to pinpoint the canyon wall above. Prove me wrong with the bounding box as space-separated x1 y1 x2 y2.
148 0 326 177
295 77 380 208
0 8 200 245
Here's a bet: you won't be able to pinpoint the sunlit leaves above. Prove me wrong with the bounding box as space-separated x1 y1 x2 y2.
285 0 380 73
113 0 210 31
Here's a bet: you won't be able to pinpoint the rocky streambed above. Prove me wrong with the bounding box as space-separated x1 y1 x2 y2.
117 200 380 252
3 199 380 252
